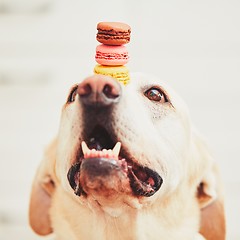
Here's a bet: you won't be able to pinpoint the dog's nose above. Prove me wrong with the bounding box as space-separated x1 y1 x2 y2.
77 75 122 106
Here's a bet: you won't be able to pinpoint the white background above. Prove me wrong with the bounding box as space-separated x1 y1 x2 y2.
0 0 239 239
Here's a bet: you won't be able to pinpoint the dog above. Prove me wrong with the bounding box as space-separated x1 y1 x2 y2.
29 73 225 240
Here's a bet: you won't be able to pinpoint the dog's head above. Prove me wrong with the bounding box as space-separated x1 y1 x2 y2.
57 73 193 205
29 73 220 236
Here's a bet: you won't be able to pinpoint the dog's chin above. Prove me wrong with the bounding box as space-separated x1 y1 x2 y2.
67 125 163 201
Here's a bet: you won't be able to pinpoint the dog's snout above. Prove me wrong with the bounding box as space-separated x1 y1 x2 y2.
77 75 122 106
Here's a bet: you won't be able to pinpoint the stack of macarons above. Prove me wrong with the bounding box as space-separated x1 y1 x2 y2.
94 22 131 85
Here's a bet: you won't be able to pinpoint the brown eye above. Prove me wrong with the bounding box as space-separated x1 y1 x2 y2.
67 85 78 103
144 88 167 103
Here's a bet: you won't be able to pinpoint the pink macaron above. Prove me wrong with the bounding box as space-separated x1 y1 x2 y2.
95 44 129 66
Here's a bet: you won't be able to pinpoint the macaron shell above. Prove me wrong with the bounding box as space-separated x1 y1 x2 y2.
97 22 131 32
95 44 129 66
94 65 130 85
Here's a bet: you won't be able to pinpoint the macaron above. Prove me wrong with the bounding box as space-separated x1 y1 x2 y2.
94 64 130 85
96 22 131 46
95 44 129 66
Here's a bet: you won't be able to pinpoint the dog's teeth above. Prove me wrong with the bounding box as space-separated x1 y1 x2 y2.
113 142 121 157
107 149 113 158
81 141 90 156
81 141 121 159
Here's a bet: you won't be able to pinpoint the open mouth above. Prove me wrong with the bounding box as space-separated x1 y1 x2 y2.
67 125 163 197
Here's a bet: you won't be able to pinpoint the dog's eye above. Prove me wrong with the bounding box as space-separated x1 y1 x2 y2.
67 85 78 103
144 88 167 103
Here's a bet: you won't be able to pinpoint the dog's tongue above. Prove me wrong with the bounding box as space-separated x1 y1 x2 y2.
81 141 121 160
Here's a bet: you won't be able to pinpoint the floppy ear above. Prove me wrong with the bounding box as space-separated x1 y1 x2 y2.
197 168 217 209
29 139 57 235
193 132 226 240
198 164 226 240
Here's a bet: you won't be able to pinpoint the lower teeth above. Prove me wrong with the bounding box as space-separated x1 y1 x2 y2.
81 141 121 160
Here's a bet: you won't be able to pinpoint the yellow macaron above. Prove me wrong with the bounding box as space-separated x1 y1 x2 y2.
94 65 130 85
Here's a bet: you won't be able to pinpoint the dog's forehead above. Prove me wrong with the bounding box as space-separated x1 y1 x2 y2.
130 72 165 84
130 72 172 90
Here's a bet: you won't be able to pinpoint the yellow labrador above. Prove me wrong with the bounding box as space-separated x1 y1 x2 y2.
29 73 225 240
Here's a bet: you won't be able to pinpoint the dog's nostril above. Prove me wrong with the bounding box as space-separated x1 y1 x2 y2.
103 84 119 99
78 84 92 97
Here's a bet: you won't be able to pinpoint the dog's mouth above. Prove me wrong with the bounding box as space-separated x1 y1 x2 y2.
67 125 163 198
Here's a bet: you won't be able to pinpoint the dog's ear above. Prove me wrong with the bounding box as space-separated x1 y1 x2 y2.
193 131 226 240
29 139 57 235
200 196 226 240
197 168 217 208
198 164 226 240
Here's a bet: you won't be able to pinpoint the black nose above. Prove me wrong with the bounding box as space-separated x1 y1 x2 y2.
77 75 122 106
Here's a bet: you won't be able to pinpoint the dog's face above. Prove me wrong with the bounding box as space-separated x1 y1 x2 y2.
30 73 225 239
55 73 196 214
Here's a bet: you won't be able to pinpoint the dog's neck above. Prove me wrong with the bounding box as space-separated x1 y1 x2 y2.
51 186 201 240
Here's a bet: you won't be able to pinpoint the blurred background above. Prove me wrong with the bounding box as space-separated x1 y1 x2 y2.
0 0 239 239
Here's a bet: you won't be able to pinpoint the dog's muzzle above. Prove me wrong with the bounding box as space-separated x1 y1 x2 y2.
67 75 163 198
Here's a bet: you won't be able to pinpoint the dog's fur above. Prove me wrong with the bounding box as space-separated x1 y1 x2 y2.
29 73 225 240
